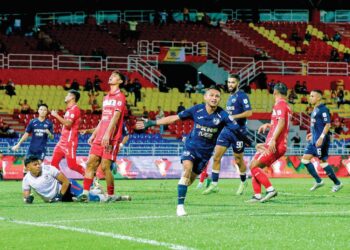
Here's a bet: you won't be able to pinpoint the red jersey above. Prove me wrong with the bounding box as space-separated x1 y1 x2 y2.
94 89 126 145
58 104 81 146
266 98 291 148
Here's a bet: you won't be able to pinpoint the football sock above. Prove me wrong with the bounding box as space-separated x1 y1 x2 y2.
323 166 341 185
199 171 208 183
240 174 247 182
177 184 188 205
83 178 93 192
107 185 114 196
305 163 322 183
251 168 272 189
212 170 219 183
252 176 261 195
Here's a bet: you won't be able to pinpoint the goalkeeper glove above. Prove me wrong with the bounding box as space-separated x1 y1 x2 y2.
143 120 157 129
49 193 63 203
24 194 34 204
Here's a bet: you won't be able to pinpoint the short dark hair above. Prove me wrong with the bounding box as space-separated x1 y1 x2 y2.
69 90 80 102
207 85 221 93
24 155 40 166
312 89 323 96
228 74 240 82
112 70 125 84
38 103 48 110
274 83 288 96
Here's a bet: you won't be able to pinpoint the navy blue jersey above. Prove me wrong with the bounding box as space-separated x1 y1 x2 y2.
226 90 251 127
178 104 239 153
25 118 53 154
310 104 330 143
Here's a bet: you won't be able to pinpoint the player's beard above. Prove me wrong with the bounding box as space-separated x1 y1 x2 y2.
229 86 237 93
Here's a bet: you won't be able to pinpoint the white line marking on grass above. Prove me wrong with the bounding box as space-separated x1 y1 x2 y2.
51 215 178 223
0 217 195 250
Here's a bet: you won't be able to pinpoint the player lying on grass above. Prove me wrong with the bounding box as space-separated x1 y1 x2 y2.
22 155 130 203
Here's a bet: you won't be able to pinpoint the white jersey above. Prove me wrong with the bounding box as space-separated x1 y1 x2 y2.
22 165 61 202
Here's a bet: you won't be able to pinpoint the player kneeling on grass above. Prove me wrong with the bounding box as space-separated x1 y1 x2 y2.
22 155 127 203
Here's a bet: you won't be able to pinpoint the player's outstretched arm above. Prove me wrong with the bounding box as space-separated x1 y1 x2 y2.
258 123 271 134
135 115 180 130
49 172 70 202
12 132 30 151
23 190 34 204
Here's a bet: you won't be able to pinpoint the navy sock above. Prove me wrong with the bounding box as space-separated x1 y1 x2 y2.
240 174 246 182
323 166 341 185
212 172 219 182
305 163 322 183
177 184 188 205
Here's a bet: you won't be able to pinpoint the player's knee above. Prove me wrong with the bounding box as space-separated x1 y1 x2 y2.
178 177 190 186
301 159 310 164
320 162 328 168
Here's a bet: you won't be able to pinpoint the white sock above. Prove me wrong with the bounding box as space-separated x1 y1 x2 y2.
83 190 89 195
266 186 274 192
212 182 218 186
255 194 262 199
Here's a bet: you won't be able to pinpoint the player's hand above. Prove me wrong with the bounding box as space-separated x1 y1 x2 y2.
267 139 276 153
135 119 156 130
102 134 110 147
49 193 62 203
306 133 312 141
51 110 58 117
24 194 34 204
255 143 267 154
11 144 19 151
80 129 87 135
258 124 270 134
45 129 51 135
316 137 323 147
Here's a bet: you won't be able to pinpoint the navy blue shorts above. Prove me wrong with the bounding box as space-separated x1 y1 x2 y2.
304 139 330 161
216 127 245 154
26 149 46 161
181 148 211 175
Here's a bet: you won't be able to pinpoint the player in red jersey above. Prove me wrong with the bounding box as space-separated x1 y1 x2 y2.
77 71 126 202
248 83 292 203
50 90 85 176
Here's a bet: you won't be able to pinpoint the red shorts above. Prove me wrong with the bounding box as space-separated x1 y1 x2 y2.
89 143 120 161
51 141 78 168
253 145 286 166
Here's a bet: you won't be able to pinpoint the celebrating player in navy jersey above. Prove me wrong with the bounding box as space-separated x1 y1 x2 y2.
203 74 252 195
136 86 250 216
301 90 343 192
12 104 54 160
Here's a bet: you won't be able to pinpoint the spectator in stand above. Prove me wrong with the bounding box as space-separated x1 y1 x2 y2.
333 119 343 135
301 81 309 95
330 48 340 62
0 41 7 55
128 19 139 42
267 79 275 94
331 89 337 104
294 80 302 94
91 99 102 114
70 79 80 91
322 34 330 42
93 75 102 91
183 7 190 23
88 90 99 105
159 10 168 26
0 122 17 138
63 79 71 91
291 29 301 45
333 32 342 42
288 89 298 104
337 89 345 108
342 121 349 134
343 49 350 63
184 80 193 98
195 80 205 94
156 106 165 134
132 78 142 107
5 79 16 98
119 21 128 45
177 102 186 114
19 99 31 114
301 94 308 104
84 78 93 91
196 11 205 24
142 106 149 119
291 133 301 148
304 31 312 42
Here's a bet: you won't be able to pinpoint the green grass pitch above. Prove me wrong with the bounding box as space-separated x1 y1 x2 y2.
0 178 349 249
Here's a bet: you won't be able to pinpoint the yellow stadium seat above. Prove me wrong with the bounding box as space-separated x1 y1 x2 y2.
281 33 287 39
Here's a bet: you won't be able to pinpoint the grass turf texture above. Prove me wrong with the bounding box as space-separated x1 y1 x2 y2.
0 178 349 249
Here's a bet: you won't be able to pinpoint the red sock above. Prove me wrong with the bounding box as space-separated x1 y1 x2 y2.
83 178 93 191
107 185 114 195
252 176 261 194
251 168 272 189
199 171 208 183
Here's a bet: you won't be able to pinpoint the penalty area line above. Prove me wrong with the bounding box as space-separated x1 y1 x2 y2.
0 217 195 250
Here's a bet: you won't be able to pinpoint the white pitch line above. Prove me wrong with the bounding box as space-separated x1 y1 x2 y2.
0 217 195 250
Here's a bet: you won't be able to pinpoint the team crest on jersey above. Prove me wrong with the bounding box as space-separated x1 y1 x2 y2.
183 151 191 156
231 98 237 103
243 99 248 104
213 117 220 125
44 124 48 128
